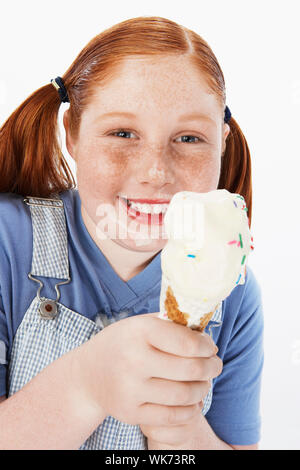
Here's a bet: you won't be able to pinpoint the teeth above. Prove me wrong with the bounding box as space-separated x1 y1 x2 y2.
127 199 169 214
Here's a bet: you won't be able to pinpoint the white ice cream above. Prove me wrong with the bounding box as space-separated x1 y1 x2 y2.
159 189 253 325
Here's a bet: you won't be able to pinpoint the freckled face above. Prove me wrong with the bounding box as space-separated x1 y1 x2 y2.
66 55 230 252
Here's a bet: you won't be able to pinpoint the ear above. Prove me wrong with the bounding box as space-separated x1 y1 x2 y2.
63 110 77 162
221 123 230 158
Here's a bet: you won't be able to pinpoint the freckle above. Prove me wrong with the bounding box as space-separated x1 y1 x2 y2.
97 148 129 177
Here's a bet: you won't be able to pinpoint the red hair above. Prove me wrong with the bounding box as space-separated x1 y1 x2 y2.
0 16 252 224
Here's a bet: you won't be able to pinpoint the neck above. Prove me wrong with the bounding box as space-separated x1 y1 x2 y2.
81 205 159 282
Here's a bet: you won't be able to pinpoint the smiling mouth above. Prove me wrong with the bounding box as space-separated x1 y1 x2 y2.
117 196 169 226
119 196 170 213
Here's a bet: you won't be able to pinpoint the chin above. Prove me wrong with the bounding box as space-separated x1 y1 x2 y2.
113 236 167 253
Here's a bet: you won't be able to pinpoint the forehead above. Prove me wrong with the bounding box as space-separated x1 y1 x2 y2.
86 55 221 117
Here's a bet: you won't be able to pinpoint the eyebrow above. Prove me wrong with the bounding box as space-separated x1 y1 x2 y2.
98 111 215 125
99 112 137 119
178 113 216 125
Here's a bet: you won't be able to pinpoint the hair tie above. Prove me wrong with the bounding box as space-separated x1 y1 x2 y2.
224 105 231 123
50 76 70 103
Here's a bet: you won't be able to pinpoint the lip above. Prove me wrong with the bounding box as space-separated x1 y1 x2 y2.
119 196 171 204
118 196 166 225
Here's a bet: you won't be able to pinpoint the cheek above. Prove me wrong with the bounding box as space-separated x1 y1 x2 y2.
76 143 130 195
173 150 221 192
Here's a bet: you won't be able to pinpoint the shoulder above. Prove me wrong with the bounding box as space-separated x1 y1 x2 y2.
224 265 263 316
0 193 34 293
243 265 262 302
0 193 34 273
238 265 263 326
0 192 27 215
0 192 31 238
0 189 78 235
0 189 78 223
221 265 264 341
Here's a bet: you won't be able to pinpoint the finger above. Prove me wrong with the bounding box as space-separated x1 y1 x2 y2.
141 420 197 447
137 402 200 426
148 347 223 381
144 377 210 406
144 317 217 358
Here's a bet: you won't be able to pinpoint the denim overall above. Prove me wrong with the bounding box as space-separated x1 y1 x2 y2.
7 194 222 449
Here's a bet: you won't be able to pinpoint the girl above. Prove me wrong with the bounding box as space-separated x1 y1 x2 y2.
0 16 263 450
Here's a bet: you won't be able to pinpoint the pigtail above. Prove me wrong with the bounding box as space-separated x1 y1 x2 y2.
218 117 252 226
0 82 76 197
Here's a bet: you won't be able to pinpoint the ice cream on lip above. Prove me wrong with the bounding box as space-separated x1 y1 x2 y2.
159 189 254 330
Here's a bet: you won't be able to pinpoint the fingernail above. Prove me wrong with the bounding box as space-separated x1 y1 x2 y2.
214 346 219 354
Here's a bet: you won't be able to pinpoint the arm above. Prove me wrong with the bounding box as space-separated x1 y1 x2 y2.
0 311 234 450
0 346 106 450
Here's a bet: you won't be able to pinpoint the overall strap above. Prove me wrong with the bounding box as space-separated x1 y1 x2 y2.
23 195 69 279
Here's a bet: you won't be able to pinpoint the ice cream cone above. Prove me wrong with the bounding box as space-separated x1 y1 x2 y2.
164 285 215 332
159 274 218 332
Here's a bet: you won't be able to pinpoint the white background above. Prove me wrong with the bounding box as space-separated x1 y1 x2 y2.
1 0 300 450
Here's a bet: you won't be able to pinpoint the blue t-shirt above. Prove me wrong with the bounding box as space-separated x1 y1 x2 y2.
0 189 264 446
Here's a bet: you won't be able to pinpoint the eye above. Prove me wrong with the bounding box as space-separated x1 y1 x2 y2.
108 129 206 143
110 129 135 139
175 135 205 144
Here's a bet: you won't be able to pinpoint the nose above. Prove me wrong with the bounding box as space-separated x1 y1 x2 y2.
135 145 175 187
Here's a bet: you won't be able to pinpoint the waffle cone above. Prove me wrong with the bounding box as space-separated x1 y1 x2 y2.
164 285 215 332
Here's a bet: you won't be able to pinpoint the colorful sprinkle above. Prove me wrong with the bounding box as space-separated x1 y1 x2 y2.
236 273 242 285
241 255 246 265
228 240 237 245
239 233 243 248
187 254 196 258
233 201 238 208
